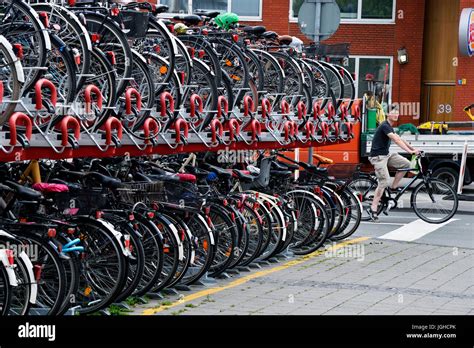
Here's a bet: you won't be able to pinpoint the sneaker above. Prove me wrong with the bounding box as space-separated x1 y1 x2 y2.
366 208 379 222
387 187 403 195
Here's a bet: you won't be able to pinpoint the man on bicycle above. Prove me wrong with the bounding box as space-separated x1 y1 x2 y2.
367 109 421 221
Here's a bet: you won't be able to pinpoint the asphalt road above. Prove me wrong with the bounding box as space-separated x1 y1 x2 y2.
355 210 474 249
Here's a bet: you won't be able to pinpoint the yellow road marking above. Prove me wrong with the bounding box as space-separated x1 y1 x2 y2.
142 237 370 315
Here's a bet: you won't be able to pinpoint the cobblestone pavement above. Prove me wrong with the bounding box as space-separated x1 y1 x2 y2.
131 232 474 316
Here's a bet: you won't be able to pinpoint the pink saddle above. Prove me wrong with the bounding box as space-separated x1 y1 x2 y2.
32 183 69 193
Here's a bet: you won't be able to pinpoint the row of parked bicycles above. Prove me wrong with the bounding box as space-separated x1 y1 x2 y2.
0 0 363 316
0 150 363 316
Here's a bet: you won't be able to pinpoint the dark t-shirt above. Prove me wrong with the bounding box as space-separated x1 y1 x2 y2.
370 121 394 157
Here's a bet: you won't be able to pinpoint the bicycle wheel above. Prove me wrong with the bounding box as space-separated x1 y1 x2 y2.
54 233 81 316
323 186 345 238
109 217 145 304
178 35 222 84
303 58 335 109
160 213 192 288
173 36 193 87
8 254 31 316
208 204 238 277
83 12 133 97
44 33 77 104
13 232 67 316
218 69 235 110
251 49 285 105
146 53 183 109
132 214 164 297
75 47 117 129
256 197 286 260
180 213 216 286
0 36 23 125
228 208 250 268
186 58 218 131
270 51 304 107
0 264 11 315
285 191 320 249
348 176 379 221
328 185 363 241
211 38 250 106
334 64 356 110
237 202 264 267
30 3 92 90
68 217 128 315
149 213 180 292
133 17 176 86
125 50 155 121
0 0 49 94
411 179 458 224
245 48 265 92
317 60 344 109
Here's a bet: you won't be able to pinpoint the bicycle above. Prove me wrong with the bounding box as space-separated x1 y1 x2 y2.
350 152 459 224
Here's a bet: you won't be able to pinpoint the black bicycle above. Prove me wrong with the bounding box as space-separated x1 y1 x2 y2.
350 152 459 224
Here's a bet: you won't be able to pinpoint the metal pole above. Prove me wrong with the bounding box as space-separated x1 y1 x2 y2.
457 140 468 195
308 2 322 165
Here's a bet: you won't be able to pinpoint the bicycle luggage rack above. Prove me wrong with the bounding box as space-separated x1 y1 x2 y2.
0 79 361 162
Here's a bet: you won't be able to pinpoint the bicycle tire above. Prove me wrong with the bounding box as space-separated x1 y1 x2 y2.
0 36 22 126
411 179 459 224
83 12 133 97
0 0 49 94
0 264 11 316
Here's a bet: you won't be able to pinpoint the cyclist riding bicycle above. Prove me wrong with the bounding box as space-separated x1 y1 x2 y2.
367 108 421 221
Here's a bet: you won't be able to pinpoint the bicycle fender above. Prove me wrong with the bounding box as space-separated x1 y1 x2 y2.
19 251 38 304
0 249 18 287
196 213 215 245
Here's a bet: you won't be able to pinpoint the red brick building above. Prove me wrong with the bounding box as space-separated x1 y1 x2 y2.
156 0 473 124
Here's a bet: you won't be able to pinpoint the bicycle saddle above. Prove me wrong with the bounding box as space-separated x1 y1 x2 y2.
233 169 256 183
313 153 334 165
262 31 278 40
173 14 202 26
161 19 173 26
84 172 122 189
270 170 292 177
278 35 293 45
271 160 289 171
4 181 43 201
49 178 83 192
32 183 69 193
242 26 267 36
279 162 300 170
307 165 328 175
194 9 220 19
204 164 232 179
153 4 169 14
185 166 210 180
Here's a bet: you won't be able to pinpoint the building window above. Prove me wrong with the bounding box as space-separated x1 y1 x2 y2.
290 0 395 23
159 0 262 19
159 0 188 14
343 56 393 105
361 0 393 19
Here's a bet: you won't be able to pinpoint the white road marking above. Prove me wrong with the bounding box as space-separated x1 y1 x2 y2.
361 222 405 226
379 219 458 242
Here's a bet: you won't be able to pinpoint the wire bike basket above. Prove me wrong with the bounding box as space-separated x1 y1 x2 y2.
54 190 110 215
116 180 205 211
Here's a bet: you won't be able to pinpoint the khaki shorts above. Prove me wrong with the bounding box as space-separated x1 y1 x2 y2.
368 153 411 188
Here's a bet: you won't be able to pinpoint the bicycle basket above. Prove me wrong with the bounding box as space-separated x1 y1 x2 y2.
117 181 204 210
54 190 110 215
121 10 150 38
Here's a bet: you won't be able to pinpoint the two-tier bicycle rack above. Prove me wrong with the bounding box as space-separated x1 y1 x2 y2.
0 79 361 162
